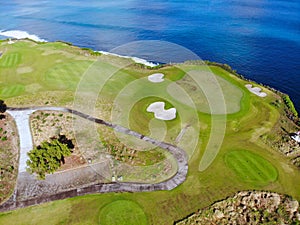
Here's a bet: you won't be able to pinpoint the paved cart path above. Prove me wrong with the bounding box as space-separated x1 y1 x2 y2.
0 106 188 212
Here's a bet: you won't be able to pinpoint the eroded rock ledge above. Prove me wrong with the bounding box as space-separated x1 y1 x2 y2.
176 191 300 224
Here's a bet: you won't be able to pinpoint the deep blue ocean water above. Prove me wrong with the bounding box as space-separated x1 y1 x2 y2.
0 0 299 111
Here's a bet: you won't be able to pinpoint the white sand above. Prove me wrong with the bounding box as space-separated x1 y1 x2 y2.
148 73 165 83
245 84 267 97
147 102 176 120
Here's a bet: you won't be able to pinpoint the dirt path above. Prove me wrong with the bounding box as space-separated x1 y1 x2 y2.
0 106 188 212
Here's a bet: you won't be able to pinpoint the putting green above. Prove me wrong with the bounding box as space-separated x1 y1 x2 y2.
0 52 22 67
169 67 243 114
0 40 300 225
225 150 278 185
99 200 148 225
0 84 25 98
127 96 182 145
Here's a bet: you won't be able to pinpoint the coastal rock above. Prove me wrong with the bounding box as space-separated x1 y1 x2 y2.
176 191 300 225
214 210 224 219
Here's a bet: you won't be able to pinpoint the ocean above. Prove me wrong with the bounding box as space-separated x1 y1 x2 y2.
0 0 299 111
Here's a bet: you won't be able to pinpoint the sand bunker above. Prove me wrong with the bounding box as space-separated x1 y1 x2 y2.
245 84 267 97
148 73 165 83
147 102 176 120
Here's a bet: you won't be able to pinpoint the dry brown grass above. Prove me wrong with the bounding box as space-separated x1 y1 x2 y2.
0 113 19 202
30 111 86 170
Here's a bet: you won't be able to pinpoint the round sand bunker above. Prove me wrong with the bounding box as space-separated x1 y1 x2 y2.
148 73 164 83
147 102 176 120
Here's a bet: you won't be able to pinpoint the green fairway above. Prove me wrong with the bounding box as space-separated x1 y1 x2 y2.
0 40 96 106
0 39 299 225
129 97 181 137
0 199 72 225
0 84 25 98
225 150 278 185
170 66 243 114
0 52 21 67
99 200 148 225
43 61 92 90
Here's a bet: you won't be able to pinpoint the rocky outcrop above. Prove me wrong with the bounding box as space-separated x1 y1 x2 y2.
176 191 300 225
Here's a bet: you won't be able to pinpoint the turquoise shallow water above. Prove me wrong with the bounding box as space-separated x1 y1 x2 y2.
0 0 299 110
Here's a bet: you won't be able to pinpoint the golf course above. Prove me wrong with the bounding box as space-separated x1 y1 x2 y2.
0 39 299 224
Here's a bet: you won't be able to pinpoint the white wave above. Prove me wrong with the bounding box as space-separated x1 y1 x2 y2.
0 30 47 42
98 50 158 67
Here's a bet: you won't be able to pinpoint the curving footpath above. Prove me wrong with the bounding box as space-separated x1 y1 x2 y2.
0 106 188 212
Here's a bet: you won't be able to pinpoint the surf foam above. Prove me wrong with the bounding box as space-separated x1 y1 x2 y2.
0 30 47 42
99 51 158 67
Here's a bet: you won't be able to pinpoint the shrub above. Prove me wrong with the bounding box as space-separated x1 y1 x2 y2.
26 137 74 179
282 95 298 117
1 136 7 141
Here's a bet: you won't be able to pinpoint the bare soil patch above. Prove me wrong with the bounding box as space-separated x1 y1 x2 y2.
16 66 33 74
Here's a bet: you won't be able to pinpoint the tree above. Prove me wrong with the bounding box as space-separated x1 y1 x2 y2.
57 134 74 149
26 137 74 179
0 100 7 113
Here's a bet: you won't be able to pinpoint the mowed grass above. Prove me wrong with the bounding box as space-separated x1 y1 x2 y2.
170 66 243 114
44 61 92 90
225 150 278 185
0 52 21 67
129 96 181 137
0 84 25 98
0 40 96 105
0 40 299 225
0 86 299 224
99 200 148 225
0 199 72 225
